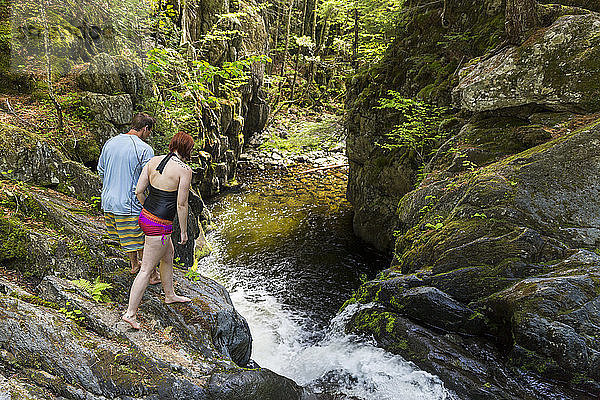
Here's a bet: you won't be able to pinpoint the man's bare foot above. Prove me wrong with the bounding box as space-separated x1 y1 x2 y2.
165 294 191 304
149 272 161 285
130 260 141 275
122 314 141 330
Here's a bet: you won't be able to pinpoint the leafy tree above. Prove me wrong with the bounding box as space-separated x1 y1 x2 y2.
376 90 448 166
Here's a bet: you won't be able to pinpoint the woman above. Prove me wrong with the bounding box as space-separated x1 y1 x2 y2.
122 132 194 330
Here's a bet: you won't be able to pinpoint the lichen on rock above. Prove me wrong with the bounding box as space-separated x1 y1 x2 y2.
454 14 600 113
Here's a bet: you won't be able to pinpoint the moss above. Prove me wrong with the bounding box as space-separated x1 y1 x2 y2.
352 309 397 337
12 293 60 311
66 238 98 269
93 348 166 388
515 348 561 376
340 281 382 311
389 339 408 352
0 216 29 262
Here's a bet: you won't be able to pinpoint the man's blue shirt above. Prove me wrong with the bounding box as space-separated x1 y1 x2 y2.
97 134 154 216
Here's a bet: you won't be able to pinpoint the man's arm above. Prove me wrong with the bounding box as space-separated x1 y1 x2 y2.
135 163 150 206
97 150 105 183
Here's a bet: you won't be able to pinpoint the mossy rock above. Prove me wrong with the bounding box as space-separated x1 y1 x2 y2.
344 118 600 396
0 121 101 202
454 14 600 113
346 0 506 250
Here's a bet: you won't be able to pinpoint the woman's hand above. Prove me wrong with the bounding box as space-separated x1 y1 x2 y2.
179 231 188 245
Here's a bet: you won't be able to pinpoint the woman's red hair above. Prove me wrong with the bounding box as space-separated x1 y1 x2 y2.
169 132 194 160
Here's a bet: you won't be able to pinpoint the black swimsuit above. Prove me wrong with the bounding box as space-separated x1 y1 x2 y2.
142 153 179 222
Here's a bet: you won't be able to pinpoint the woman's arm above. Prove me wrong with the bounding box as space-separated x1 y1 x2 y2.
176 167 193 245
135 163 150 206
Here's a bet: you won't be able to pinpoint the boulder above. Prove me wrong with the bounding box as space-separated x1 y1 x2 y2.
0 122 100 202
348 304 581 400
454 15 600 113
76 53 151 105
0 176 308 399
344 119 600 398
0 286 305 400
81 92 133 126
345 0 506 250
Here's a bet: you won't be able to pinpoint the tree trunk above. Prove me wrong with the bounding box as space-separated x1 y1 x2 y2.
280 0 294 76
316 14 329 56
352 7 359 70
301 0 309 36
311 0 318 42
505 0 540 45
273 1 281 56
289 49 300 101
40 0 63 131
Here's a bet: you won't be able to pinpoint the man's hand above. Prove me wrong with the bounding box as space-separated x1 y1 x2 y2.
178 231 188 245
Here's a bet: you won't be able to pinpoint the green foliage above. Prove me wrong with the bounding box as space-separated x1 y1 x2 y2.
376 90 449 166
59 301 84 322
70 276 113 302
317 0 405 63
185 267 201 282
260 114 343 153
146 46 270 148
184 258 201 282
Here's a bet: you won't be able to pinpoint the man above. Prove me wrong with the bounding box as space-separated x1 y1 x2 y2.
97 113 160 283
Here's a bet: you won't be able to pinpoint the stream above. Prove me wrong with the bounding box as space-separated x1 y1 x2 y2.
197 166 454 399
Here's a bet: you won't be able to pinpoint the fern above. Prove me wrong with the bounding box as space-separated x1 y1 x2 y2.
71 277 113 303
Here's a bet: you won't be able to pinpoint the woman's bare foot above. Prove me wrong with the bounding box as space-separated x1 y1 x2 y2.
121 314 141 330
165 294 191 304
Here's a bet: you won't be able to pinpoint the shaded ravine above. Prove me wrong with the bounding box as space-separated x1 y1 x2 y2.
197 166 455 399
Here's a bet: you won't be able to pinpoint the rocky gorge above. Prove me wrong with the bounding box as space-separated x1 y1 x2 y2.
0 0 315 398
345 0 600 399
1 0 600 398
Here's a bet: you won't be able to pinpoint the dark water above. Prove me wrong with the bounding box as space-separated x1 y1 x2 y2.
207 168 386 329
197 166 451 399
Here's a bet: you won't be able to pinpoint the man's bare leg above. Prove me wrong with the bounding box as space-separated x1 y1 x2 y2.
129 248 160 284
160 237 191 304
127 250 140 274
122 236 167 329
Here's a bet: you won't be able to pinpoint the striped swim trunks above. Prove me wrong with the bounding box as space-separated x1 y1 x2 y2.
104 212 145 252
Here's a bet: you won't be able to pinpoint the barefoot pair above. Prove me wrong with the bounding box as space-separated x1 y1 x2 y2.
122 132 195 330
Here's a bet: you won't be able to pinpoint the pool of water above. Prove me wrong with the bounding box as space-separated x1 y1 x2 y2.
197 166 454 399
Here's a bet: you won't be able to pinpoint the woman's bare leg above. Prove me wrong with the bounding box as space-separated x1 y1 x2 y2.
122 236 167 329
160 236 191 304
